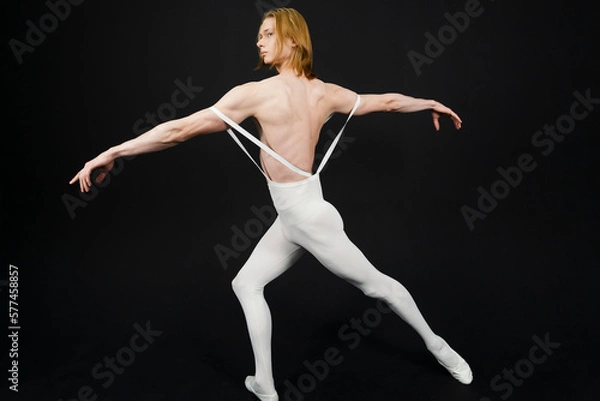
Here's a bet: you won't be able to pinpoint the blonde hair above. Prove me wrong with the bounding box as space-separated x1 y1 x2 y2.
255 8 316 80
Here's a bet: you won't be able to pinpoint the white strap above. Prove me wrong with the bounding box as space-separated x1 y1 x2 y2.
209 106 312 178
316 95 361 174
226 128 269 180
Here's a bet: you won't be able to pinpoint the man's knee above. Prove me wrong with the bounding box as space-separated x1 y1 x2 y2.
231 274 261 297
231 275 245 295
361 278 410 303
362 285 386 300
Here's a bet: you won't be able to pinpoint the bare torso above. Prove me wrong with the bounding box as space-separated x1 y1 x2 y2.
250 74 339 183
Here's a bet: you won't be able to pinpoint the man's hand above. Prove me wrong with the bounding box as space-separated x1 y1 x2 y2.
431 102 462 131
69 152 115 193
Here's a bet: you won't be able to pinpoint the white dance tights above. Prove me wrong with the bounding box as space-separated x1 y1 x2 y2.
232 175 472 400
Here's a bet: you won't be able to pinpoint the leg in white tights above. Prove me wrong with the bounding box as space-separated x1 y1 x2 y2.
232 217 304 400
233 200 472 400
285 201 472 384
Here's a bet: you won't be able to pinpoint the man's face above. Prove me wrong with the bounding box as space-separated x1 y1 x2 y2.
257 17 294 67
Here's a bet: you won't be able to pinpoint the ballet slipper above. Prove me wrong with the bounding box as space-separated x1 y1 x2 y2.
434 340 473 385
437 355 473 384
245 376 279 401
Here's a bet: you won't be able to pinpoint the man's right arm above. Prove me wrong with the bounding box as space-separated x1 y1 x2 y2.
103 82 262 159
70 82 261 192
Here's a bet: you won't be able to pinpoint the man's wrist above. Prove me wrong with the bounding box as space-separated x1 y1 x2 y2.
105 146 120 159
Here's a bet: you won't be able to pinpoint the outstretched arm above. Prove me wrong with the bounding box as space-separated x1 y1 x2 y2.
70 83 259 192
326 84 462 130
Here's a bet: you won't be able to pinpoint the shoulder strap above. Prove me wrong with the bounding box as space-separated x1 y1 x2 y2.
209 106 312 178
316 95 361 174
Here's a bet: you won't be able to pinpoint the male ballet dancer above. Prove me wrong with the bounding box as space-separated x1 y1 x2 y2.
70 8 472 401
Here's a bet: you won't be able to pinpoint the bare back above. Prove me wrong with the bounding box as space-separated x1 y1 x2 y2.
210 73 359 183
254 75 334 182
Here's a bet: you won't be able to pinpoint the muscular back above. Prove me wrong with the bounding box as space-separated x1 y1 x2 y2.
254 75 333 182
211 74 359 183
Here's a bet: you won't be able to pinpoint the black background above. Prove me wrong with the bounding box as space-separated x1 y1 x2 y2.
2 0 599 400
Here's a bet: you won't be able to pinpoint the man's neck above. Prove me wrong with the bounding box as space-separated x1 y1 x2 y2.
276 67 304 79
275 61 298 76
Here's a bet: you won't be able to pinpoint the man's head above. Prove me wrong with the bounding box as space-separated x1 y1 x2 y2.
256 8 316 79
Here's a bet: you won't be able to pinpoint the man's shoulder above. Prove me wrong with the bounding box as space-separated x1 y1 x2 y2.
230 77 279 94
321 81 347 93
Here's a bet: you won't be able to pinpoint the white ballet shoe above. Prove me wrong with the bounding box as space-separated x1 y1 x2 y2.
245 376 279 401
434 340 473 385
436 354 473 384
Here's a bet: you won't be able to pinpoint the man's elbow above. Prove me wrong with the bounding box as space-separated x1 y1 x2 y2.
385 94 403 112
161 121 188 144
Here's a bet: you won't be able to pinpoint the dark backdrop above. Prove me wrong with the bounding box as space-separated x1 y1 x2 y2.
2 0 599 400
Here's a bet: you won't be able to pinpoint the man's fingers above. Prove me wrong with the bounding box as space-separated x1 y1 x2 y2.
70 170 84 185
454 115 463 129
432 109 463 130
69 166 97 192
